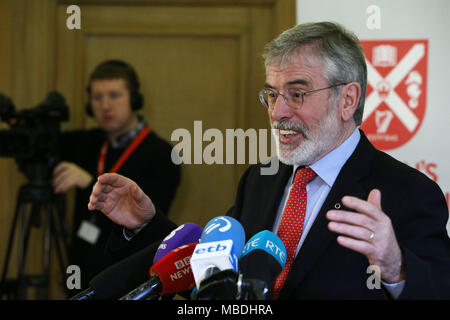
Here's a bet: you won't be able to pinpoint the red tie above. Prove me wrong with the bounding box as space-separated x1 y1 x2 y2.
271 167 317 300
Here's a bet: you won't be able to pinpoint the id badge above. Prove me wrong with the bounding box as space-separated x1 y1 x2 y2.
77 220 101 245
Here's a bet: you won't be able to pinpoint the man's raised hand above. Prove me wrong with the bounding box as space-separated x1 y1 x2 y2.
88 173 155 234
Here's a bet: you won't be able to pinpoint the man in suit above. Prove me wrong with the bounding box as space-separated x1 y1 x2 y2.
87 22 450 299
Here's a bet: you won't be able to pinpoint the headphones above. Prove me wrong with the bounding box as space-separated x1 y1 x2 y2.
85 60 144 117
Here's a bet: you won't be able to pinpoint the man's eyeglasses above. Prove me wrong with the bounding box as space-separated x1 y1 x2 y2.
259 83 348 109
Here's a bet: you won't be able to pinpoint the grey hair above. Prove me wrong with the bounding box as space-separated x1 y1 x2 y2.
262 21 367 125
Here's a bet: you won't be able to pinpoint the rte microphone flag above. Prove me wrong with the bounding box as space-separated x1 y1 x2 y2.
240 230 286 270
238 230 287 300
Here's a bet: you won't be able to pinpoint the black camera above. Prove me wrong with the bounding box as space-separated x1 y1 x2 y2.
0 92 69 184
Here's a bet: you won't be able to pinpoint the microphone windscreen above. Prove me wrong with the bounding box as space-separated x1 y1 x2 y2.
241 230 286 268
154 223 202 263
201 216 245 262
239 230 287 281
239 249 282 283
150 243 197 295
90 240 160 300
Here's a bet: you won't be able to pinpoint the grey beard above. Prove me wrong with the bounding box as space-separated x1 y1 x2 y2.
271 108 341 166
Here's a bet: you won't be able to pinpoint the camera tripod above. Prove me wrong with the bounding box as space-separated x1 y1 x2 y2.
0 182 69 299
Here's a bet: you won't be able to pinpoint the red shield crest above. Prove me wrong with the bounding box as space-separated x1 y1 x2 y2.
360 40 428 150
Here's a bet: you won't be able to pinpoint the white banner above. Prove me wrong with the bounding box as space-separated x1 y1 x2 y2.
297 0 450 235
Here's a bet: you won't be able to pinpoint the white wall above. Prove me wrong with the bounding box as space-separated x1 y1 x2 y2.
297 0 450 234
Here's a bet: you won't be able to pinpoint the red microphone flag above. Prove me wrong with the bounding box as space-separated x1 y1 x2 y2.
150 243 197 295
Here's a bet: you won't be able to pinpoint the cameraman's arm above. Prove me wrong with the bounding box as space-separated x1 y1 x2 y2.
52 161 93 193
55 129 103 193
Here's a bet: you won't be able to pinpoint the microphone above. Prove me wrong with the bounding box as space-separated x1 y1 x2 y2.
69 223 202 300
120 243 197 300
69 241 160 300
191 268 239 300
190 216 245 292
154 223 202 263
237 230 287 300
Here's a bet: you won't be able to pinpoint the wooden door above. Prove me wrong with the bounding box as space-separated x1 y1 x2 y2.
55 1 296 227
0 0 296 299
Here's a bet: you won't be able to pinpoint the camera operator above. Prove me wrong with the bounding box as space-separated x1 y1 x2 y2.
53 60 180 291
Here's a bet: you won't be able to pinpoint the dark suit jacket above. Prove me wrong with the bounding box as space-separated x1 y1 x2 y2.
227 130 450 299
111 130 450 299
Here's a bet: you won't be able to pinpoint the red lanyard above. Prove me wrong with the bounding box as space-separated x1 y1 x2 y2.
97 125 150 176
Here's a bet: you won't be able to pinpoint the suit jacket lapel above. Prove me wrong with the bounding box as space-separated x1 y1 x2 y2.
279 131 376 298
